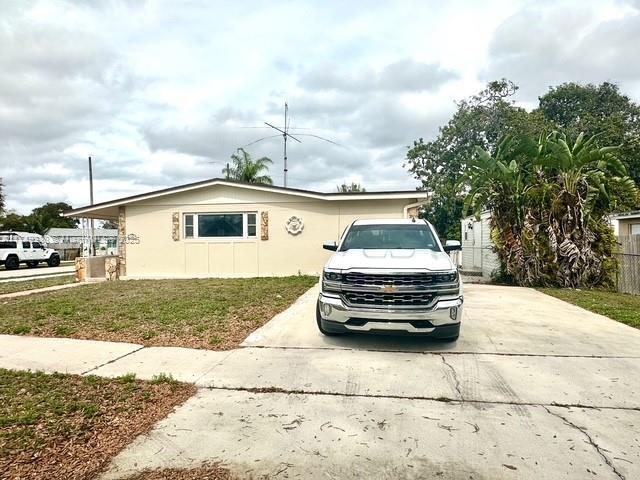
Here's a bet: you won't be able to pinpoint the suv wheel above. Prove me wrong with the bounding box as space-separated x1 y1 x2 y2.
47 254 60 267
316 302 341 336
5 255 19 270
26 261 38 268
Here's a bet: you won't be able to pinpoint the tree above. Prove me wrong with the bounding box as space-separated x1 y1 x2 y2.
222 148 273 185
0 202 78 235
101 220 119 229
405 80 551 239
337 182 365 192
464 131 637 287
538 82 640 187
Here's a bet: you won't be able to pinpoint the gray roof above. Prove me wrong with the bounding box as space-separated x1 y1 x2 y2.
46 227 118 237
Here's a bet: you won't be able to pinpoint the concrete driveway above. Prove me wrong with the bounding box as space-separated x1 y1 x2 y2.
101 284 640 479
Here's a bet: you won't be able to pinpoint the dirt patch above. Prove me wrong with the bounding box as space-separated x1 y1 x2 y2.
123 463 235 480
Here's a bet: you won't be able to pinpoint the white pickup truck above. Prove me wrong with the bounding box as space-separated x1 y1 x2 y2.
0 231 61 270
317 219 463 340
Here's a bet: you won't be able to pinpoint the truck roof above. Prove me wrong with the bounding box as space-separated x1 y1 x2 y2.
351 219 427 226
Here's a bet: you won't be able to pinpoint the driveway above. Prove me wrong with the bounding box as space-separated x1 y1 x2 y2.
93 283 640 479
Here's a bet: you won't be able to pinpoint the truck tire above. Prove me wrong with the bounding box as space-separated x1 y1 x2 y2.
47 254 60 267
5 255 19 270
26 261 39 268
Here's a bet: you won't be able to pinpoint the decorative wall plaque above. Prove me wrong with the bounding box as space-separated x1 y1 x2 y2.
285 215 304 235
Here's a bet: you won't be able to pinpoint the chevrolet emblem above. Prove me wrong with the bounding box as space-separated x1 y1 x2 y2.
381 285 398 293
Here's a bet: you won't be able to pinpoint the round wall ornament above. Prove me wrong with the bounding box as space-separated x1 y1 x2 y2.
285 215 304 235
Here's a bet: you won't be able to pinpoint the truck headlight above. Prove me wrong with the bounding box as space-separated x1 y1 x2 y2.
323 270 342 281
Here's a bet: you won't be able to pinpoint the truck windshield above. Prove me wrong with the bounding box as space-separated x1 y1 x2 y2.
340 224 439 251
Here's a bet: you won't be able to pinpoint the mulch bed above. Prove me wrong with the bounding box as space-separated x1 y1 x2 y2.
0 369 196 480
124 464 235 479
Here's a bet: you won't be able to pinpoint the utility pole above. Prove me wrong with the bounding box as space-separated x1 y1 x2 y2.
88 156 95 256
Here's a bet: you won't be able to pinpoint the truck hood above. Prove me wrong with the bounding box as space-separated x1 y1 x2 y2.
325 249 455 272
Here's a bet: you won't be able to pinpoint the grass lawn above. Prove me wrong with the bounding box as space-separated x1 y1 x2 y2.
539 288 640 330
0 368 196 480
0 275 76 295
0 276 317 349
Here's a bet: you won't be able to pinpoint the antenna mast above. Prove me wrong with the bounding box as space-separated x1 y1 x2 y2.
264 102 301 188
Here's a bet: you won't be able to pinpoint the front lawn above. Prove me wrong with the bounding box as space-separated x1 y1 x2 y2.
0 275 76 295
0 276 317 349
0 369 196 480
539 288 640 330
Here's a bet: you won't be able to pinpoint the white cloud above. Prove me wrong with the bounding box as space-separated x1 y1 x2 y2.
1 0 639 213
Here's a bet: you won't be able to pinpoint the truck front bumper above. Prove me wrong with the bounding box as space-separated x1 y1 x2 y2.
317 292 463 335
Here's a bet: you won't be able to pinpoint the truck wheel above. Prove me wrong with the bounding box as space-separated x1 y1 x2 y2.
26 261 39 268
47 254 60 267
5 255 19 270
316 302 341 336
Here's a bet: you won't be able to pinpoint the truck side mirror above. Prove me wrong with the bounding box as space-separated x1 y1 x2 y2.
443 240 461 252
323 241 338 251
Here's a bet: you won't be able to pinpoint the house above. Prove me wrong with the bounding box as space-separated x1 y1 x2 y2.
460 212 500 279
612 210 640 237
45 227 118 259
64 178 428 278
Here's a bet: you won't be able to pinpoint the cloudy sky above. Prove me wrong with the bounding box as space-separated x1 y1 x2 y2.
1 0 640 214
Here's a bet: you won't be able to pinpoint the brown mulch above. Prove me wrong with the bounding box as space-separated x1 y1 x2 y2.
123 464 235 480
0 369 197 480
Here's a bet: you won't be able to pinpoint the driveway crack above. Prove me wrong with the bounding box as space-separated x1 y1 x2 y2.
440 354 463 400
543 406 625 480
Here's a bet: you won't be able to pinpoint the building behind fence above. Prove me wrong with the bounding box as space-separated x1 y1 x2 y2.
45 227 118 260
616 235 640 295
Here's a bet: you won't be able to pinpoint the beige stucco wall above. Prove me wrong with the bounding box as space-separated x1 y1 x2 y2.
123 185 418 278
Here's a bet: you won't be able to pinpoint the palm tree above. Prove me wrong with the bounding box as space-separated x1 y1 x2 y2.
223 148 273 185
464 131 637 287
337 182 365 192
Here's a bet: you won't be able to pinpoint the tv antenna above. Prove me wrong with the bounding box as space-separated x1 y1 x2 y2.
244 102 343 188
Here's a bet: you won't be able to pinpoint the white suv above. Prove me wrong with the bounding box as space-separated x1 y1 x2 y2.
318 219 463 340
0 231 61 270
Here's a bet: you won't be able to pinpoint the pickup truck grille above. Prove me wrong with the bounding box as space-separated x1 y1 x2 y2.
343 272 455 288
343 291 435 307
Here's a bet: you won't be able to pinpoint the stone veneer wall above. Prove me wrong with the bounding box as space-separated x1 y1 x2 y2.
118 206 126 276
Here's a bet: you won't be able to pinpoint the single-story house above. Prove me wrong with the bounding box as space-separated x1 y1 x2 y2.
612 210 640 237
64 178 428 278
460 212 500 278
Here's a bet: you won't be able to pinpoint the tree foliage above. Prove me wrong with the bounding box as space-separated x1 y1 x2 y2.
223 148 273 185
406 80 640 239
0 202 78 235
538 82 640 185
464 132 637 287
337 182 365 192
405 80 550 239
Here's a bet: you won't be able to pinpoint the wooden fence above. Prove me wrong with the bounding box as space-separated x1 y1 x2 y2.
616 236 640 295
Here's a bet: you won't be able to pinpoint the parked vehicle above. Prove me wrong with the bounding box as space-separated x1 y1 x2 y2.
317 219 463 340
0 231 61 270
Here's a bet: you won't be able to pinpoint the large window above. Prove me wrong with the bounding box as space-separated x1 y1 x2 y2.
184 212 257 239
